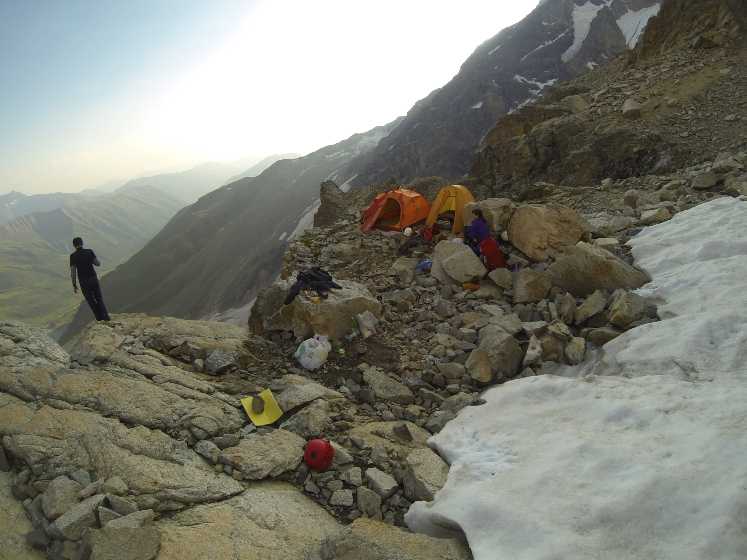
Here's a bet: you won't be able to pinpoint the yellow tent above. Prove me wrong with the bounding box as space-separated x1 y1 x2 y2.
425 185 475 234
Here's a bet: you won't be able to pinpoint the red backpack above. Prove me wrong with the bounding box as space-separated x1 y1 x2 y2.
479 238 506 271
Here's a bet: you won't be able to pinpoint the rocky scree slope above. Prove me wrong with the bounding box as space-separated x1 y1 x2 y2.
349 0 661 186
61 121 399 342
473 0 747 192
2 142 745 559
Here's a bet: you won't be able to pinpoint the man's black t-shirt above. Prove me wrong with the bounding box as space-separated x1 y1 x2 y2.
70 248 97 279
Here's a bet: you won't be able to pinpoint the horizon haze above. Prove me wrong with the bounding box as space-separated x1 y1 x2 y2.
1 0 537 194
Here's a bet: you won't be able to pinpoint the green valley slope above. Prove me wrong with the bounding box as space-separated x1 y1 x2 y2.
0 186 183 329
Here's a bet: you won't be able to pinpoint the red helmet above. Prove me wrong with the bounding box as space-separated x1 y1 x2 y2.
304 439 335 471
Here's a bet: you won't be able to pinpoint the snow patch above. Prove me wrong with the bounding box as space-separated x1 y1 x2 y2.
520 30 570 62
513 74 558 97
406 198 747 559
471 101 484 110
561 1 609 63
617 4 661 48
488 44 502 56
277 232 287 241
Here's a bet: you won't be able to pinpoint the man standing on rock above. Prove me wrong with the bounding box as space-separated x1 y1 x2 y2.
69 237 111 321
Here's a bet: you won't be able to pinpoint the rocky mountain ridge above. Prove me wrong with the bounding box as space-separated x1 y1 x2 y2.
348 0 662 186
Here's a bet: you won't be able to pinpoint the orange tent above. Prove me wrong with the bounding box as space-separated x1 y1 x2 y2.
361 189 430 232
425 185 475 234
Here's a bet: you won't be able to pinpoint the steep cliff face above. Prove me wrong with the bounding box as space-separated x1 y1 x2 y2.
473 0 747 192
637 0 746 58
349 0 661 187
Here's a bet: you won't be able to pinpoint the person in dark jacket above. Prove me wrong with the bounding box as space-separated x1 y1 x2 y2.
465 208 490 255
69 237 111 321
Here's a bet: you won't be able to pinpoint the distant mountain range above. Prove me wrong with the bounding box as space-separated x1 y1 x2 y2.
98 153 297 204
61 0 664 339
62 123 397 337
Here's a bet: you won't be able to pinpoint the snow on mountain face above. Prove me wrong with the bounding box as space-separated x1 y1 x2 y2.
405 198 747 560
350 0 660 186
563 1 661 61
617 3 661 47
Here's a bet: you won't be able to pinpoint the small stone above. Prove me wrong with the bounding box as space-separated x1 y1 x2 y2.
106 509 155 529
69 469 92 487
100 476 128 497
575 290 607 325
565 337 587 365
585 327 623 346
436 362 466 381
51 494 107 540
97 506 122 526
194 440 221 464
331 442 354 467
639 207 672 226
357 486 383 520
365 468 398 498
362 367 415 404
691 171 719 190
42 475 82 520
85 526 160 560
488 268 513 290
402 448 449 502
513 269 551 304
0 445 9 472
341 467 363 487
25 527 50 551
204 349 238 375
212 434 241 449
106 495 138 516
593 237 620 249
330 489 355 507
622 98 642 119
623 189 640 209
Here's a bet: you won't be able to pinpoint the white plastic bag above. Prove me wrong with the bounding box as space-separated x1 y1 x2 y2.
294 335 332 370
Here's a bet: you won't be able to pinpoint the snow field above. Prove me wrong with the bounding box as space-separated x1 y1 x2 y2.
406 198 747 559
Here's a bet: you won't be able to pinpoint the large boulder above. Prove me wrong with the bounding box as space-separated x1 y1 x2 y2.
508 205 588 261
431 241 487 285
0 393 243 511
513 269 551 304
250 278 382 341
362 367 415 404
402 448 449 502
158 483 342 560
315 518 471 560
607 289 647 329
463 198 516 232
548 242 651 297
0 471 44 560
466 325 524 383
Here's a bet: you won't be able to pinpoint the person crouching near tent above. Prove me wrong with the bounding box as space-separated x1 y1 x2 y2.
465 209 507 271
465 209 490 254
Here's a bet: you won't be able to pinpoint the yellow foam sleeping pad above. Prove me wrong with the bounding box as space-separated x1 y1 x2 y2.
240 389 283 426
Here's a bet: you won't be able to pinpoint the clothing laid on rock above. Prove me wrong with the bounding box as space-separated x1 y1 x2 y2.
284 267 342 305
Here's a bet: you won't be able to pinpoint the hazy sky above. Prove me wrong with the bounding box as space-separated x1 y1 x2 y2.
1 0 537 194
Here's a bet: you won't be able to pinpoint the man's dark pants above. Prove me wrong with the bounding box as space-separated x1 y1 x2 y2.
79 276 111 321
